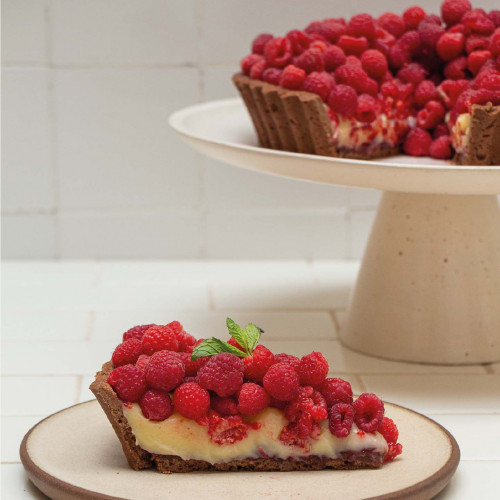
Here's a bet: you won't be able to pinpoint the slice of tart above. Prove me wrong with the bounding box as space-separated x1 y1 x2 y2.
233 1 500 164
90 319 402 473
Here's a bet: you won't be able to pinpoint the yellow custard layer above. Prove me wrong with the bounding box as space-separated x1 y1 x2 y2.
123 405 388 464
450 112 471 154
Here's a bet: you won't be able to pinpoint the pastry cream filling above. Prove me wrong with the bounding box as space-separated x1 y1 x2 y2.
123 405 388 464
450 112 471 154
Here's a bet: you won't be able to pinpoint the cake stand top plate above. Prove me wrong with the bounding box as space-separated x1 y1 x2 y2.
169 98 500 195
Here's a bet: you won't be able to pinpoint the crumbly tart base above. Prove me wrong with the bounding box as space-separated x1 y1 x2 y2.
91 362 385 474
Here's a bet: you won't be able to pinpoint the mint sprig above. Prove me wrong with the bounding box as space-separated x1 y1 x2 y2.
190 317 263 361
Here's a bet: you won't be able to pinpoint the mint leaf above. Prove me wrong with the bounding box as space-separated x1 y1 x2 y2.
244 323 262 353
226 317 251 355
191 337 247 361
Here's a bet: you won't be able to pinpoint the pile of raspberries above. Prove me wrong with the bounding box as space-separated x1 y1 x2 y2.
240 0 500 159
107 321 402 462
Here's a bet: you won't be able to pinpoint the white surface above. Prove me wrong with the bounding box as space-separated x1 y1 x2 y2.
2 260 500 499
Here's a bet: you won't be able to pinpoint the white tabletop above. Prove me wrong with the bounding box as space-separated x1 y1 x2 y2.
2 259 500 499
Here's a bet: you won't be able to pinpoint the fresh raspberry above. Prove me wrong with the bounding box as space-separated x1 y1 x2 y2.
327 84 358 117
177 351 199 377
241 54 264 75
329 403 354 438
309 40 329 53
399 30 422 54
439 78 470 107
334 63 372 94
324 45 346 71
436 32 465 61
424 14 443 25
356 94 380 123
145 350 185 392
205 411 256 445
346 14 376 40
264 37 292 68
373 27 397 56
396 80 415 100
389 43 411 68
433 123 450 138
139 389 173 421
385 442 404 462
417 100 446 129
227 337 245 352
398 62 428 84
269 396 287 410
262 67 283 85
108 364 147 402
361 49 388 80
449 23 466 34
273 353 301 370
173 382 210 420
378 417 403 462
141 325 179 355
353 393 385 432
297 351 329 388
135 354 150 371
490 28 500 56
294 47 325 73
250 59 267 80
303 71 335 101
378 13 406 38
380 80 398 98
430 135 454 159
123 324 155 342
243 345 275 382
403 128 432 156
173 324 196 352
468 50 492 75
470 87 500 105
414 80 440 107
197 352 244 397
463 10 495 36
211 394 239 416
320 378 353 407
442 0 472 27
473 68 500 89
465 34 490 54
237 383 270 415
345 55 362 67
112 338 143 367
444 56 468 79
263 362 300 401
337 35 369 56
403 6 427 30
286 30 310 56
418 21 446 51
489 11 500 28
252 33 273 55
305 20 345 44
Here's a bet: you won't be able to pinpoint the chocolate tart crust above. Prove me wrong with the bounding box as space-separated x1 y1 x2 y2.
91 362 385 474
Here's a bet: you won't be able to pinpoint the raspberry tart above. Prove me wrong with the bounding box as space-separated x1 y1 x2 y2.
91 319 402 473
234 0 500 165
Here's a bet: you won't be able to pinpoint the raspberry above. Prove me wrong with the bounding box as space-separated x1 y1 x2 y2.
436 32 465 61
403 6 427 30
320 377 353 407
433 123 450 138
305 20 345 44
430 135 454 159
389 43 411 68
303 71 335 101
439 78 470 107
334 63 372 94
227 337 245 352
378 417 403 462
385 442 404 462
237 383 270 415
177 351 199 377
273 353 301 370
398 62 428 84
297 351 329 388
262 67 283 85
399 30 422 54
353 393 385 432
205 411 256 445
444 55 468 79
380 80 398 98
139 389 173 421
252 33 273 55
269 396 287 410
337 35 369 56
264 37 292 68
108 364 147 402
294 48 324 73
449 23 466 33
241 54 264 75
123 324 155 342
112 338 143 367
243 345 275 382
329 403 354 438
378 13 406 38
263 362 300 401
310 40 328 53
249 59 267 80
141 325 178 355
396 80 415 101
490 28 500 56
286 30 310 56
414 80 440 107
346 14 376 40
442 0 472 27
466 34 490 54
473 68 500 89
404 128 432 156
423 14 443 26
324 45 346 71
135 354 150 371
490 11 500 28
173 382 210 420
211 394 239 416
327 84 357 116
416 100 446 129
418 21 446 51
345 55 362 67
468 50 492 75
361 49 388 80
463 10 495 36
145 350 185 391
373 27 397 56
173 325 196 352
356 94 380 123
197 353 244 397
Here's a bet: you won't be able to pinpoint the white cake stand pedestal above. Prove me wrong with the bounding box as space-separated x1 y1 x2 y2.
170 98 500 365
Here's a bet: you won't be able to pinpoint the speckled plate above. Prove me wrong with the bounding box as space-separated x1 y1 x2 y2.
20 400 459 500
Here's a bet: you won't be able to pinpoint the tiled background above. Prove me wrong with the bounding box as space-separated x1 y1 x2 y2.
3 0 498 260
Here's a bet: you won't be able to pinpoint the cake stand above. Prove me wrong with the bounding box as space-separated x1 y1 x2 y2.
169 98 500 365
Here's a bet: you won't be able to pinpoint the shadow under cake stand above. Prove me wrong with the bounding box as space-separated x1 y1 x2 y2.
170 98 500 365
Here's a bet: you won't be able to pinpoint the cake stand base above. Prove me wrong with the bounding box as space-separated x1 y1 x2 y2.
341 192 500 365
